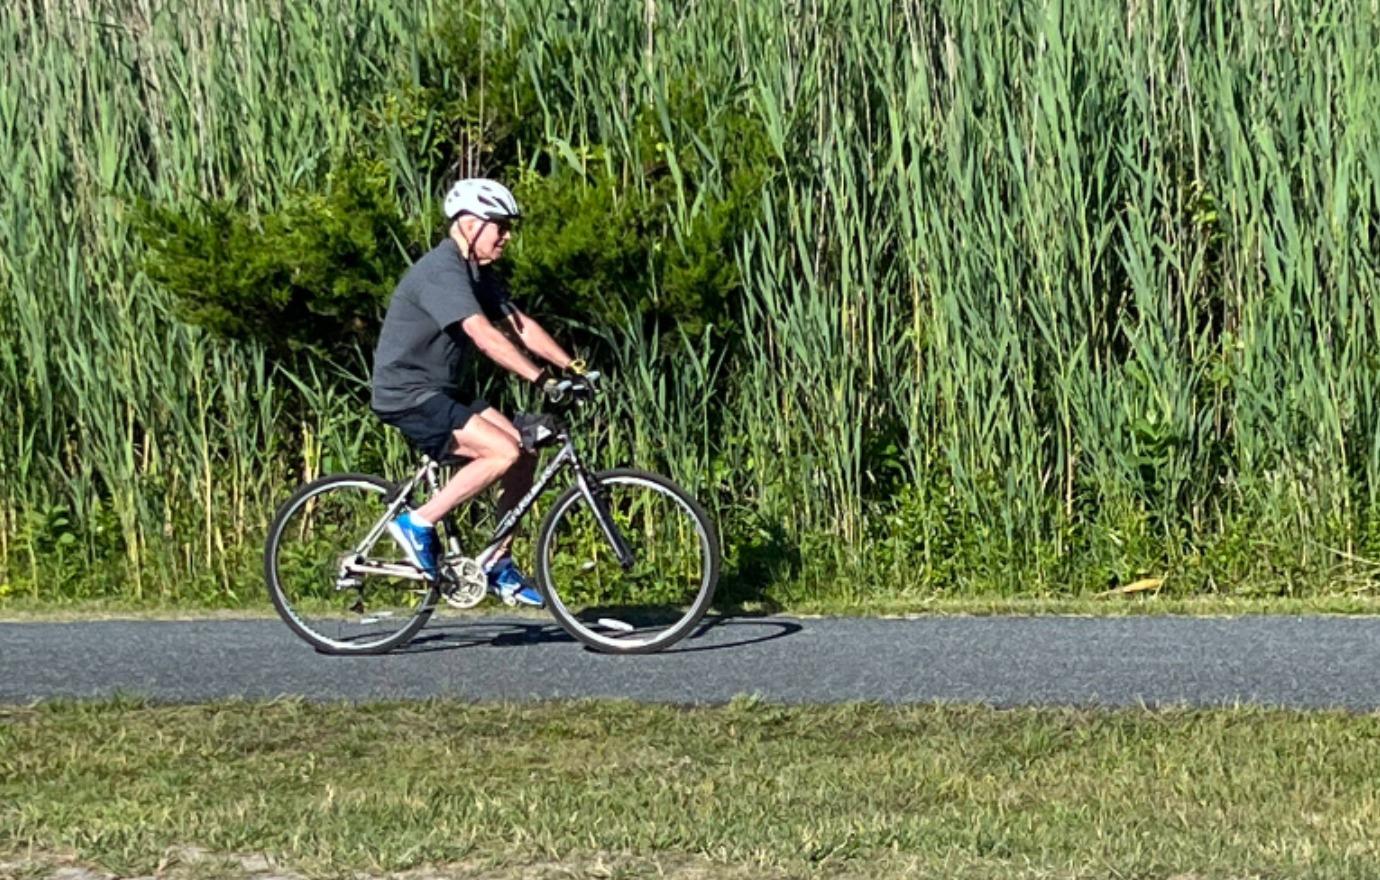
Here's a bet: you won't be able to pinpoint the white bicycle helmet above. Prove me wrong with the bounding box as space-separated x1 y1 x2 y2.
443 178 521 222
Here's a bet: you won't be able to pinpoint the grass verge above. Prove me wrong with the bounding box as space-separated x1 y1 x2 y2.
5 592 1380 622
3 698 1379 878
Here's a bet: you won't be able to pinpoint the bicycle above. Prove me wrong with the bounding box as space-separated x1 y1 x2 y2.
263 372 721 655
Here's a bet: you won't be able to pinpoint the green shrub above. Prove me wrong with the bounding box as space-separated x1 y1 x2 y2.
505 107 771 342
138 159 423 359
138 9 771 358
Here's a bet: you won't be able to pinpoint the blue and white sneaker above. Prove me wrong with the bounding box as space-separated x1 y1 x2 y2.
386 511 441 578
487 558 545 607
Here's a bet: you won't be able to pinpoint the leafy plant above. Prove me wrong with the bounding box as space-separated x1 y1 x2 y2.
137 159 423 359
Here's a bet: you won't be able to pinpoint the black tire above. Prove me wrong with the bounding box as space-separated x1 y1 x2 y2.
264 473 437 654
535 468 720 654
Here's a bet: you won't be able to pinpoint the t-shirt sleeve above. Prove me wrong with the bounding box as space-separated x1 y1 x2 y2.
414 267 483 330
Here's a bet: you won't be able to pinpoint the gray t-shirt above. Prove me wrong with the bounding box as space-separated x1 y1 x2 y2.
370 238 516 413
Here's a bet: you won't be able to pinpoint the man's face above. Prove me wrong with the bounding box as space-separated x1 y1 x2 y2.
460 215 513 264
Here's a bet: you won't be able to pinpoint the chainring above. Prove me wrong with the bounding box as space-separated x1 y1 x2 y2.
440 556 488 609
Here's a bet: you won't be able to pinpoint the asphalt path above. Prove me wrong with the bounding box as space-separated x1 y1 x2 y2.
2 614 1377 709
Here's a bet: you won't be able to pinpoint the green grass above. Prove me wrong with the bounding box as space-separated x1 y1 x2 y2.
3 698 1380 878
7 591 1380 623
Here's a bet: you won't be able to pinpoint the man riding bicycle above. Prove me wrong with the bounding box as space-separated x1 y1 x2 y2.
370 178 581 607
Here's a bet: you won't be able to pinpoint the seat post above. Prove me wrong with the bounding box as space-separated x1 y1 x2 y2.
421 456 444 495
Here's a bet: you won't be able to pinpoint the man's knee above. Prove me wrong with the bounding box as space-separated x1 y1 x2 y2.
493 440 522 470
450 419 521 470
477 408 522 445
461 433 520 470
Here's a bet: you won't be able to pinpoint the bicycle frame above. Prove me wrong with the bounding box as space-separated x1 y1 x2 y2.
339 428 633 584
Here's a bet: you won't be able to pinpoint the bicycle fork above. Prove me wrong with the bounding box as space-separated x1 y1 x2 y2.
576 468 635 571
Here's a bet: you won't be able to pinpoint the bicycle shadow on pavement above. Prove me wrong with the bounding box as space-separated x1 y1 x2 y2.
394 614 803 656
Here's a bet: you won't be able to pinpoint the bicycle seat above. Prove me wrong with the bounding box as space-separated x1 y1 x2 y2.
514 412 562 453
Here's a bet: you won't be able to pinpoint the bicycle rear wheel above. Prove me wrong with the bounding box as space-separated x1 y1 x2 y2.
535 468 720 654
264 473 437 654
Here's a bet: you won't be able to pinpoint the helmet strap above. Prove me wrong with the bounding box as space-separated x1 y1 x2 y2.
450 214 487 277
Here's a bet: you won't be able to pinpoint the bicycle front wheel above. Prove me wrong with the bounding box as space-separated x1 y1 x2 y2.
264 473 438 654
536 468 720 653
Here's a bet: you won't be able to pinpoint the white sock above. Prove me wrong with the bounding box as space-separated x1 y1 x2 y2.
409 512 434 529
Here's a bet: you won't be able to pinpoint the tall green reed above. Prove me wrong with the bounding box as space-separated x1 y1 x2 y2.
4 0 1379 604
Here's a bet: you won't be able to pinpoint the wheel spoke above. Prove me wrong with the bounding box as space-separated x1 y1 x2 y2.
266 476 436 654
539 471 719 653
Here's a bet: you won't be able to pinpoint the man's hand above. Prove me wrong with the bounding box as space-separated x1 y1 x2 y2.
540 376 566 403
533 368 567 403
565 371 599 400
534 366 599 405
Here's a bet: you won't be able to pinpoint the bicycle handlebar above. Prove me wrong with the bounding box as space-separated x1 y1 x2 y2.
544 370 602 408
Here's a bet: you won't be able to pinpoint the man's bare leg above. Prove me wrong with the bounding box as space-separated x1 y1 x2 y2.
477 409 536 558
414 416 520 524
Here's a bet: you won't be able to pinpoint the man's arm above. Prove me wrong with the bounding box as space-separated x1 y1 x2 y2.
502 308 575 370
460 314 545 382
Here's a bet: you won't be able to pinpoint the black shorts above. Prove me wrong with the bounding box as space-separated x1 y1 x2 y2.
373 394 490 462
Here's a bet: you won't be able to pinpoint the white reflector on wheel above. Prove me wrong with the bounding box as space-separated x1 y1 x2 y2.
596 618 635 633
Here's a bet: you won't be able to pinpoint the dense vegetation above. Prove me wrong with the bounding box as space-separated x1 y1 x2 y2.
3 0 1379 606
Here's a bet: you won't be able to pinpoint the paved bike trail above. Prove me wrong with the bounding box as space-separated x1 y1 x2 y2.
1 615 1376 710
